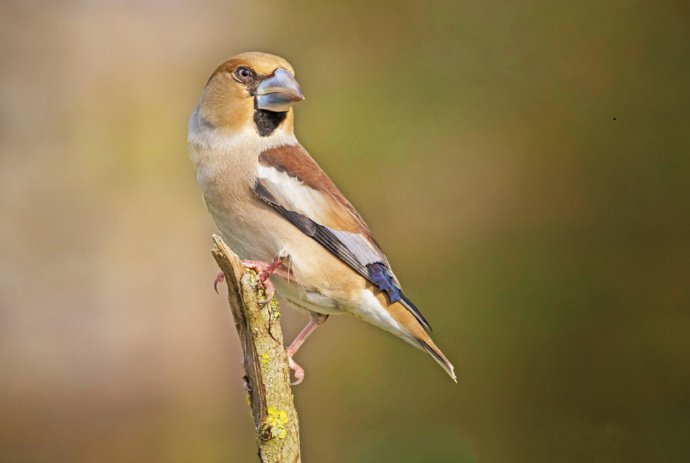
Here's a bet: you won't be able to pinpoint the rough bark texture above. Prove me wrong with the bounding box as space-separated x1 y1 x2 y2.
211 235 301 463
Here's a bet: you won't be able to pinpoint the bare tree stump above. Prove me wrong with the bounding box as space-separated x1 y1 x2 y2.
211 235 301 463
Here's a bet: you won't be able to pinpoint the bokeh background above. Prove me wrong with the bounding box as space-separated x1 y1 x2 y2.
2 0 689 461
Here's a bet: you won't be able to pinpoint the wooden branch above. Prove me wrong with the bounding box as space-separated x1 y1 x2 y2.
211 235 301 463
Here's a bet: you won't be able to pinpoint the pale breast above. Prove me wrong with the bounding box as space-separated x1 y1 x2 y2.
188 111 364 314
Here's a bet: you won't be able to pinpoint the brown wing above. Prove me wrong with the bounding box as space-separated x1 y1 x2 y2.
258 144 372 235
253 144 431 332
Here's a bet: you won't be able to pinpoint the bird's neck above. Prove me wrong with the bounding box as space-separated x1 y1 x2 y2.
188 105 299 164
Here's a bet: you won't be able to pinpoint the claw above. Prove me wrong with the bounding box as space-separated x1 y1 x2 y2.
241 257 287 305
214 271 225 293
288 356 305 385
256 277 276 306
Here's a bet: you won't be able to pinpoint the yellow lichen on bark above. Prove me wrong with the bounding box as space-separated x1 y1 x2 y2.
211 235 301 463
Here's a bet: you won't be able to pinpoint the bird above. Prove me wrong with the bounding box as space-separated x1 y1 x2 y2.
188 52 455 384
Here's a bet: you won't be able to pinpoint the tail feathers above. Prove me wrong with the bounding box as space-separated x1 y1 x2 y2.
379 292 456 382
417 338 457 382
400 293 432 334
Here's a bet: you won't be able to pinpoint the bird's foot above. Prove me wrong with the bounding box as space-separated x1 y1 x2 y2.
283 313 328 386
255 277 276 306
213 271 225 293
241 257 289 282
288 355 305 385
241 256 287 305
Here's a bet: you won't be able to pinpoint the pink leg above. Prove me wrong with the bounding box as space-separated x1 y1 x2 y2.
241 259 291 281
286 313 329 385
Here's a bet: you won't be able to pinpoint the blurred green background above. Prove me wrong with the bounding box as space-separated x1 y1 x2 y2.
1 0 689 462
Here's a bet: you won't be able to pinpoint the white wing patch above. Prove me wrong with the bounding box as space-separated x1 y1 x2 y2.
257 164 332 224
257 164 387 268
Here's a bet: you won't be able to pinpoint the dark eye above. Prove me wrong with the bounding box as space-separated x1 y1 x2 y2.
235 66 253 82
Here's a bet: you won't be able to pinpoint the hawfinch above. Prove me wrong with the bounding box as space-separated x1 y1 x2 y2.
188 52 455 383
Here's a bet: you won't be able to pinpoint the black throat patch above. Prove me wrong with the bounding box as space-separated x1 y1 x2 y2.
253 105 287 137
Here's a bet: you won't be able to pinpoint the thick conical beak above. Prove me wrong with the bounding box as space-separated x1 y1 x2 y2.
256 68 305 112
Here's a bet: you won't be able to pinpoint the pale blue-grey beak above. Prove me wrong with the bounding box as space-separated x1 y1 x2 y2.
256 68 305 112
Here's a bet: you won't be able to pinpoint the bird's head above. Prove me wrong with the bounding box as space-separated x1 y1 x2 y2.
198 52 304 137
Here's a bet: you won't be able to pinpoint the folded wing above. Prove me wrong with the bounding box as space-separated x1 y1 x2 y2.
253 144 431 332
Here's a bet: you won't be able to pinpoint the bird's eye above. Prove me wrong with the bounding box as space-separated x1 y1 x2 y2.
235 66 254 82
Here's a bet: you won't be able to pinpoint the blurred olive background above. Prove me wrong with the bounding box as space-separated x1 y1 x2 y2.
1 0 689 462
